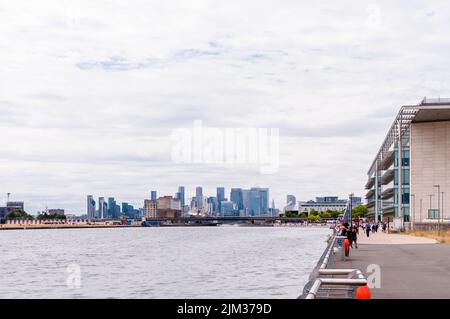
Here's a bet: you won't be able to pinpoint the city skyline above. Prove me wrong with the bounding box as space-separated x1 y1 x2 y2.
3 1 450 213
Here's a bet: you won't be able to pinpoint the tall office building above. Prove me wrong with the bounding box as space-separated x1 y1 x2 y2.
108 197 121 219
87 195 96 219
151 191 157 201
259 188 269 215
230 188 244 211
217 187 225 213
98 197 106 219
178 186 185 207
122 202 133 217
196 187 203 210
248 189 261 216
366 98 450 226
221 201 237 216
207 197 217 215
247 187 269 216
242 189 250 213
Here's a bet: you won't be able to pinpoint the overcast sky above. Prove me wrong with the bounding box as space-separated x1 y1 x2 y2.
1 0 450 214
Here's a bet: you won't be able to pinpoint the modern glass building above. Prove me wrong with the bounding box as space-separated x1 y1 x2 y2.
151 191 157 201
230 188 244 211
108 197 121 219
217 187 225 213
195 187 203 210
221 201 237 216
178 186 185 207
365 98 450 227
87 195 96 219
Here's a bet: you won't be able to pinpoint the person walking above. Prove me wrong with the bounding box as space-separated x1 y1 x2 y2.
365 223 371 237
351 226 358 248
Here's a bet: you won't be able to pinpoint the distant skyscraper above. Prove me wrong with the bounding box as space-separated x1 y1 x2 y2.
248 189 261 216
178 186 185 207
196 187 203 210
151 191 157 201
98 197 106 219
259 188 269 215
207 196 217 215
217 187 225 213
247 187 269 216
242 189 250 213
221 201 237 216
108 197 120 219
87 195 96 219
230 188 244 211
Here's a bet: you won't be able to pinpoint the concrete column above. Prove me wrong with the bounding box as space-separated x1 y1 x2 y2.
398 118 404 230
375 160 379 222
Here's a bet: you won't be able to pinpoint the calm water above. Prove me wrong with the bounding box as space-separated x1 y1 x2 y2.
0 226 330 299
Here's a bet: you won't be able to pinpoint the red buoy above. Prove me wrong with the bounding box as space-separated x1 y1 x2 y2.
356 285 371 299
344 239 350 256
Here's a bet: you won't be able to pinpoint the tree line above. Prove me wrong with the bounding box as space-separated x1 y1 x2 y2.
5 210 66 220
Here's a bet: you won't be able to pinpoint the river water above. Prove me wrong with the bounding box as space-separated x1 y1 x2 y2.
0 226 330 299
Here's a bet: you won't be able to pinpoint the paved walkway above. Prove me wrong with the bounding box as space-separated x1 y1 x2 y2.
335 231 450 299
357 230 438 245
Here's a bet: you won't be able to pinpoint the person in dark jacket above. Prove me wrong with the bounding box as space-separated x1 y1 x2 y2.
351 226 358 248
365 223 371 237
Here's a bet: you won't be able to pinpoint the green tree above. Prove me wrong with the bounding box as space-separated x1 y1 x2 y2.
307 214 321 223
320 212 332 219
309 209 319 216
330 211 341 218
352 205 369 217
284 211 294 218
6 210 33 220
299 212 307 218
37 212 67 220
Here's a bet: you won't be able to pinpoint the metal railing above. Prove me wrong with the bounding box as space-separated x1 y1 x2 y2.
300 234 368 299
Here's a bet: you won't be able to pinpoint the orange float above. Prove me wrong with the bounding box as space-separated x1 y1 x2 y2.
356 285 371 299
344 239 350 256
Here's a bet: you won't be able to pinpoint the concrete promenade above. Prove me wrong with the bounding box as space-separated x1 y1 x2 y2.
335 230 450 299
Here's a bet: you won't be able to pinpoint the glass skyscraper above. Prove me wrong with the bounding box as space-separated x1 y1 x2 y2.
217 187 225 213
178 186 185 207
196 187 203 210
230 188 244 211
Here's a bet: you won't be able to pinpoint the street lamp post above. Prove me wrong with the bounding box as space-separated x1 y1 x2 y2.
434 185 441 235
349 193 354 228
419 198 423 224
411 194 415 230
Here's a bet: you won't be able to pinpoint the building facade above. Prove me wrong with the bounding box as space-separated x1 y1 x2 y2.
299 196 348 213
156 196 182 218
0 201 25 221
217 187 225 213
87 195 96 219
365 98 450 226
230 188 244 211
144 199 157 219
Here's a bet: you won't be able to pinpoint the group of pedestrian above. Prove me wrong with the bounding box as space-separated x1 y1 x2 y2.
360 221 388 237
335 219 391 256
337 222 359 249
